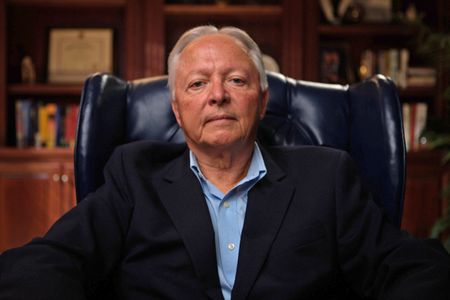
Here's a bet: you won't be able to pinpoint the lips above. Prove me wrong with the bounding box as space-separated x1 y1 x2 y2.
205 114 236 123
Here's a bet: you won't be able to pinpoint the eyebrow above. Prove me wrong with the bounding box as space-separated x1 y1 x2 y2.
185 67 251 79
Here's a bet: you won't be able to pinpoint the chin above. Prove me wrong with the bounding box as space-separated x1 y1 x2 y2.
207 138 252 149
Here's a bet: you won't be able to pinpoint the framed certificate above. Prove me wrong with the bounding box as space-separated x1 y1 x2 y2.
47 28 113 83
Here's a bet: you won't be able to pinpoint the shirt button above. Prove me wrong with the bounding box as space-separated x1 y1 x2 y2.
223 201 230 208
227 243 236 251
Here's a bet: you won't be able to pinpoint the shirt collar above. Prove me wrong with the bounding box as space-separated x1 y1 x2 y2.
189 143 267 185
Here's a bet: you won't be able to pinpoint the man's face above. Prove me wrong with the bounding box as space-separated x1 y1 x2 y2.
171 34 268 152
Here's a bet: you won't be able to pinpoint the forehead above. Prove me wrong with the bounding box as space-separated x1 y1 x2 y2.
179 34 251 65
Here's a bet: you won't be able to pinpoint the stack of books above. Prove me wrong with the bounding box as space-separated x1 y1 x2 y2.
406 67 436 87
359 48 436 89
359 48 409 88
15 99 79 149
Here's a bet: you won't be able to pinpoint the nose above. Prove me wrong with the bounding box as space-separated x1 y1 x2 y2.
208 80 229 106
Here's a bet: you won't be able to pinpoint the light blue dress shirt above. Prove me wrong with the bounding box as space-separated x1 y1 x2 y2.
189 143 267 300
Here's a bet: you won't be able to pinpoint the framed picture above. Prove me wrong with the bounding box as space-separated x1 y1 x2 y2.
319 43 353 84
47 28 113 83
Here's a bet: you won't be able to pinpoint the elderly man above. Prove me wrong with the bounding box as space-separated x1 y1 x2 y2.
1 25 449 300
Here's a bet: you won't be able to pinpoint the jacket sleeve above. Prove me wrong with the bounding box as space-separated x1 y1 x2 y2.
0 147 133 300
335 151 450 300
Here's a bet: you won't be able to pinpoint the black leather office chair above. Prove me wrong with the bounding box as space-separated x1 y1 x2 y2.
75 72 406 227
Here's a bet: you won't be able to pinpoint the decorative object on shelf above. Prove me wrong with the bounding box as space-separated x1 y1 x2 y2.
394 2 424 24
47 28 113 84
20 56 36 84
404 3 421 22
261 54 279 73
354 0 392 23
319 0 352 24
319 43 353 84
341 3 365 24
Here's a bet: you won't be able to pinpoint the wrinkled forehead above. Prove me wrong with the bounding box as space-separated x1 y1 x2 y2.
178 36 258 81
179 33 250 63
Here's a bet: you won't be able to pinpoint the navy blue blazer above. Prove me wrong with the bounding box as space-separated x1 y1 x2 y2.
0 141 449 299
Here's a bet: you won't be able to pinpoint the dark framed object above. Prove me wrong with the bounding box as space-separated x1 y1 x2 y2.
319 43 353 84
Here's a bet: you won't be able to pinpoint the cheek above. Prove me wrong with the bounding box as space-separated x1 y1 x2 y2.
238 96 263 119
177 101 203 124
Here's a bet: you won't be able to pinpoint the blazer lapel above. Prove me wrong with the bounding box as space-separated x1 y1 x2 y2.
232 148 295 300
158 150 223 300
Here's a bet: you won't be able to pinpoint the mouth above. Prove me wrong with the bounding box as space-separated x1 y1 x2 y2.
205 114 236 123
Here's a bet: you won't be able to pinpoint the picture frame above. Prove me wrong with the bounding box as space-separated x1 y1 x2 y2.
319 43 354 84
47 28 113 83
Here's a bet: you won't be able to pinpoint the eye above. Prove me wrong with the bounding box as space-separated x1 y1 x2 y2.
188 81 206 90
229 77 246 86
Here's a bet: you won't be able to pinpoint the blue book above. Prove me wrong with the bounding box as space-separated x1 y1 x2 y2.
15 99 35 147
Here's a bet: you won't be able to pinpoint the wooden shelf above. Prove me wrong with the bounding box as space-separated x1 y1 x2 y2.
0 146 73 162
7 0 125 8
8 84 83 96
319 24 417 37
164 4 282 18
398 86 436 98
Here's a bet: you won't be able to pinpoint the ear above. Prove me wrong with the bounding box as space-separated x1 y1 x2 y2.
259 89 269 120
171 99 182 128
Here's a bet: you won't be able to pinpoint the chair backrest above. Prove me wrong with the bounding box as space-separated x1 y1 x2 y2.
75 72 406 226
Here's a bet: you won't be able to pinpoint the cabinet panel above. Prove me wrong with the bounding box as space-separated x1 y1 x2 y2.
0 149 76 252
0 162 61 251
62 162 77 212
401 151 445 238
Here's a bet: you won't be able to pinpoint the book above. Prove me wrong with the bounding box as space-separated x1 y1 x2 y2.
398 49 409 89
413 103 428 150
402 102 428 152
64 104 79 148
15 99 36 148
15 100 25 148
359 49 375 80
55 104 66 147
377 50 388 77
406 67 436 87
45 103 57 148
37 102 48 148
388 48 399 84
402 103 411 151
406 76 436 87
407 67 436 76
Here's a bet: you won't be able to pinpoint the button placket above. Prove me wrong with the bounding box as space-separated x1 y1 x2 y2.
217 196 240 284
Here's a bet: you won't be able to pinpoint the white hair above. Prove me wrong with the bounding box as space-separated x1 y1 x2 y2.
167 25 268 98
